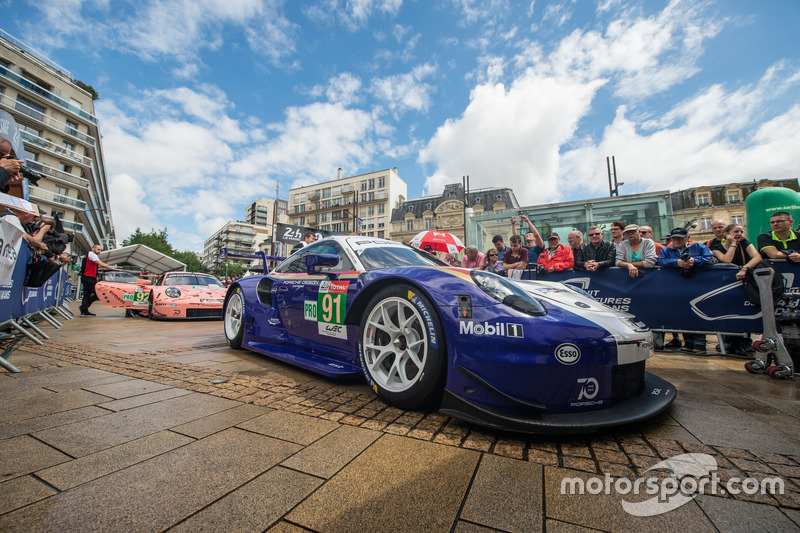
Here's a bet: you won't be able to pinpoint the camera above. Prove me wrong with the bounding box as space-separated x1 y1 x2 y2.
20 166 43 186
680 253 691 261
1 155 43 185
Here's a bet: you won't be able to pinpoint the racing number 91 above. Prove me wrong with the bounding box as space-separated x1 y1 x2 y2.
320 293 343 324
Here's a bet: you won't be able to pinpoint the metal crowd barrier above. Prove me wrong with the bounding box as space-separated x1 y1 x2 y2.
1 244 75 373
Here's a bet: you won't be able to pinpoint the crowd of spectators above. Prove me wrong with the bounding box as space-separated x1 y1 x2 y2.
441 211 800 355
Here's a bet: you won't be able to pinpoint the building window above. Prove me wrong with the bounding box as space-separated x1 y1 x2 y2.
19 123 42 137
732 215 744 225
55 185 69 196
700 217 712 230
361 181 368 191
60 163 72 174
322 187 331 198
65 119 78 136
63 141 75 152
378 177 385 188
369 178 375 189
728 192 740 203
15 96 45 122
407 221 413 231
51 209 65 219
425 218 432 229
697 193 709 206
378 204 384 214
368 205 374 216
361 193 367 202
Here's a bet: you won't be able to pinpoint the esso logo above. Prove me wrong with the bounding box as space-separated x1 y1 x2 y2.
555 343 581 365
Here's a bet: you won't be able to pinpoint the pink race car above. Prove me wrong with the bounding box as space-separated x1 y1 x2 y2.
96 271 227 319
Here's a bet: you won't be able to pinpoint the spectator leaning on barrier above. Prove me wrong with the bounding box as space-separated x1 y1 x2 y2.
485 248 504 276
639 226 663 254
80 244 121 317
537 232 574 272
610 221 626 248
511 215 544 264
615 224 657 278
711 224 762 279
461 245 486 269
575 226 616 271
567 230 584 261
657 227 715 354
492 235 507 261
706 219 728 248
757 211 800 263
504 234 529 278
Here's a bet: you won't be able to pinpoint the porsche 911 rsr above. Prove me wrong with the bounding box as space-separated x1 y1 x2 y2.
222 236 675 433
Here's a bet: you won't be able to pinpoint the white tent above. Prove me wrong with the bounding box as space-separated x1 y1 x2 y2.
97 244 185 274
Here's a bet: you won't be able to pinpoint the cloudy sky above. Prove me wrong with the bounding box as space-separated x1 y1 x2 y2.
6 0 800 251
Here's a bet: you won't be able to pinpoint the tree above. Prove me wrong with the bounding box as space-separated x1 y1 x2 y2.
122 228 207 273
216 260 244 279
74 80 99 100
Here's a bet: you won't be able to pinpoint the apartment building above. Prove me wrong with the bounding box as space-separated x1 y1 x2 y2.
670 178 799 243
245 196 288 227
202 221 273 273
0 30 115 253
288 168 408 238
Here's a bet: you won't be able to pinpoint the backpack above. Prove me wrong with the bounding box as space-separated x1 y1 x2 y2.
741 259 785 307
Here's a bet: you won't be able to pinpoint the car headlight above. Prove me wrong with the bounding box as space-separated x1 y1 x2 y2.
561 282 596 300
165 288 181 298
470 270 547 316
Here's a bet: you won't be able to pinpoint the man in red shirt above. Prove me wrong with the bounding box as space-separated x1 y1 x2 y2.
80 244 120 316
537 233 574 272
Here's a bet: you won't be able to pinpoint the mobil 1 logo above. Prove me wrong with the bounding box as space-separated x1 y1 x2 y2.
555 343 581 365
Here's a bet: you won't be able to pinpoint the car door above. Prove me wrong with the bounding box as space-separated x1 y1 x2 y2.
273 241 358 358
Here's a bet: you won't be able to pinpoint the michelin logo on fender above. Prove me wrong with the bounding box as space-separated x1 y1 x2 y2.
459 321 524 337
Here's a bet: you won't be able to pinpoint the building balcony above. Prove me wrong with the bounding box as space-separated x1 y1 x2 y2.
24 160 91 190
0 63 97 124
309 192 321 201
307 220 319 227
28 188 88 211
20 130 93 167
0 93 96 147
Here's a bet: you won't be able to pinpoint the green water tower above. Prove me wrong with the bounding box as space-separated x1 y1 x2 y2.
745 187 800 243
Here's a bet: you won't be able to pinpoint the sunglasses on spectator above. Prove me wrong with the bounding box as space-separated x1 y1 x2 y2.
488 253 498 256
588 232 601 236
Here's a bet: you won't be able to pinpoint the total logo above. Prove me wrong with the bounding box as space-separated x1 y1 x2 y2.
459 321 524 337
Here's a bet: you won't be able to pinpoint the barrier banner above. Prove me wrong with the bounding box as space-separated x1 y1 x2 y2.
0 216 24 287
534 264 800 334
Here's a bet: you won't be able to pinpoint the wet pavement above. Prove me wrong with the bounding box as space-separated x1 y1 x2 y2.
1 303 799 532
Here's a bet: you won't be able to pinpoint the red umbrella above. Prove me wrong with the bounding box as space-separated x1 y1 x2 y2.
409 230 465 254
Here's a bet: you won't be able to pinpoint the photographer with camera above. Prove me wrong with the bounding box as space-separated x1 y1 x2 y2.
5 206 49 253
0 139 43 198
80 244 120 317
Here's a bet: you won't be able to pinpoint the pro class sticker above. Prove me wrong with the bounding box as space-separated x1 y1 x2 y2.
555 343 581 365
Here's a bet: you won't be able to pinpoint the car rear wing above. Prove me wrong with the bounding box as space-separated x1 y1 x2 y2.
218 248 286 274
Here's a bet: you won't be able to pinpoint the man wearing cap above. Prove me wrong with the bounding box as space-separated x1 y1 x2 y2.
461 245 486 269
537 232 574 272
492 235 508 261
657 227 715 353
757 211 800 263
615 224 657 277
575 226 615 271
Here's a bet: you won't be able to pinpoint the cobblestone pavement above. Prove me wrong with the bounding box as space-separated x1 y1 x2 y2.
2 304 800 531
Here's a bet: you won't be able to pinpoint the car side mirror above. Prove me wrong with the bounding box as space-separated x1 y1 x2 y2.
136 279 151 287
305 253 340 275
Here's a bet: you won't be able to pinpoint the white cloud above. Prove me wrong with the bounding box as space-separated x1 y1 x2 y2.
303 0 402 31
108 173 161 242
371 64 438 118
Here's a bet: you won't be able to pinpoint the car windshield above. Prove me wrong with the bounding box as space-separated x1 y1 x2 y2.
163 274 223 287
100 271 141 283
351 242 448 270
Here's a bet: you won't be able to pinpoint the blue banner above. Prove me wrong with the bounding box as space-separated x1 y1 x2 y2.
530 263 800 334
1 244 70 324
